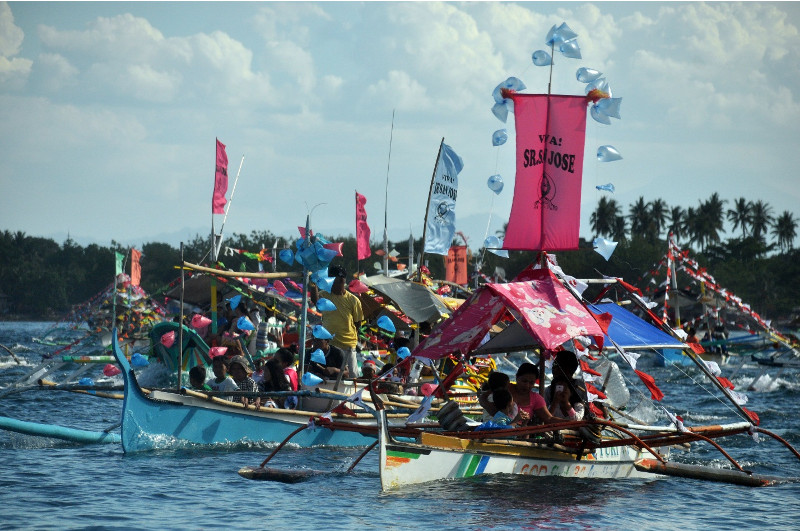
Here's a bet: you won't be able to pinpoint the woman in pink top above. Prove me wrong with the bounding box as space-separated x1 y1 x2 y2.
509 362 567 425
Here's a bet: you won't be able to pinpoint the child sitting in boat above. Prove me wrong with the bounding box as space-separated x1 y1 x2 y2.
189 366 212 392
228 355 260 408
259 358 290 408
478 371 511 420
208 354 238 401
491 388 521 427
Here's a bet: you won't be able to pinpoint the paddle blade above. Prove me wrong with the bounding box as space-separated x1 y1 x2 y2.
238 466 318 483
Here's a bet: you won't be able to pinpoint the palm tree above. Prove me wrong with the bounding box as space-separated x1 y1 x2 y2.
750 200 774 243
590 197 621 238
611 214 627 242
628 197 650 239
700 192 727 248
649 198 669 241
772 211 797 251
668 206 686 242
727 197 752 238
683 206 702 249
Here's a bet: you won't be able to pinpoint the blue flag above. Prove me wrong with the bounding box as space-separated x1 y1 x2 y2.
424 143 463 255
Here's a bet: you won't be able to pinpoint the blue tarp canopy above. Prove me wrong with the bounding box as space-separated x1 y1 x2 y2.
475 301 684 354
588 302 685 350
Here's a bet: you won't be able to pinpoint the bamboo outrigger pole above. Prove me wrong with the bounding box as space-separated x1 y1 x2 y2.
417 138 445 282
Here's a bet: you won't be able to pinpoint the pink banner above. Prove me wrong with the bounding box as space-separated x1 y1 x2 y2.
355 191 371 261
504 94 587 251
212 138 229 214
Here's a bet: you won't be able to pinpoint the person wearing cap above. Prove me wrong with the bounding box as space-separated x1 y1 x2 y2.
228 355 260 408
360 359 378 380
309 264 364 379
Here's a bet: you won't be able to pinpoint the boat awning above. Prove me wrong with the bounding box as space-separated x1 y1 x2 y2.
474 301 685 355
414 269 605 360
588 302 685 350
362 275 451 324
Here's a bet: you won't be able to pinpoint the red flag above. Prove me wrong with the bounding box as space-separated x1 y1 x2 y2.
445 246 468 285
579 360 602 377
212 138 229 214
741 407 760 425
585 382 607 400
717 376 735 390
355 191 371 261
504 94 587 251
634 369 665 401
130 248 142 287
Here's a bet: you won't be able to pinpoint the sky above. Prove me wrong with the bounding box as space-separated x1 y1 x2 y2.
1 1 799 256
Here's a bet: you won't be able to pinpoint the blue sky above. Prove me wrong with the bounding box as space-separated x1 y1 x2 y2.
1 1 799 253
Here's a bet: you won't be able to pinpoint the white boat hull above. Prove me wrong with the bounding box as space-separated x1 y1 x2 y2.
378 414 665 490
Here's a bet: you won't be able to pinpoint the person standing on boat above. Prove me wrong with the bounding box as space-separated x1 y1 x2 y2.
310 264 364 378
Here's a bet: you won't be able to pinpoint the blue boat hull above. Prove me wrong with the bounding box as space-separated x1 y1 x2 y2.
113 334 375 452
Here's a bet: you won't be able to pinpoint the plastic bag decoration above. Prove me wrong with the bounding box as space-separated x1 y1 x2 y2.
487 174 504 194
593 237 618 261
559 40 582 59
316 298 337 312
301 372 324 387
597 145 623 162
278 248 294 265
484 235 510 258
491 77 526 123
491 129 508 146
312 324 333 340
545 22 578 46
576 67 602 83
532 50 552 67
595 183 616 193
377 315 396 333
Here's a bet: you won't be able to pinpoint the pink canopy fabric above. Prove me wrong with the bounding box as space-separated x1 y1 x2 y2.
413 268 605 360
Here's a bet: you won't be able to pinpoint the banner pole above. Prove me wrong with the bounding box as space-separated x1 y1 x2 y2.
418 137 445 282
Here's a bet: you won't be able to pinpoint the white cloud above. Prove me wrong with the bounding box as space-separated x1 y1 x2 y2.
0 1 23 56
0 1 31 88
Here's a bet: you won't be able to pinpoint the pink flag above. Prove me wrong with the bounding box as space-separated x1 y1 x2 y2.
355 191 371 261
504 94 587 251
212 138 229 214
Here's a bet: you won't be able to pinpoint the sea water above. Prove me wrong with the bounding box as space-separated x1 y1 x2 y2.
1 322 799 530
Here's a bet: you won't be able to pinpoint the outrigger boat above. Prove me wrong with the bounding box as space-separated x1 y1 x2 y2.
237 22 800 486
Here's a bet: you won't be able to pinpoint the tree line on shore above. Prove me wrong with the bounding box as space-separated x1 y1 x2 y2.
1 190 798 325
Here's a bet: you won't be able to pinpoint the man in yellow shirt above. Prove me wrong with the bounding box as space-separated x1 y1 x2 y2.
310 264 364 378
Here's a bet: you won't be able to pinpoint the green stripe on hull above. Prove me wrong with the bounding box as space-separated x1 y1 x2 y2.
386 449 422 460
456 454 482 478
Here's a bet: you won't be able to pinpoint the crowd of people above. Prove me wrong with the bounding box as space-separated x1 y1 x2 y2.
477 350 598 430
